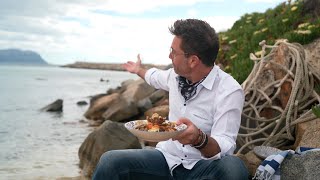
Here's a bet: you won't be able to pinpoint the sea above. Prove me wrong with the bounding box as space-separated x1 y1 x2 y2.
0 65 138 180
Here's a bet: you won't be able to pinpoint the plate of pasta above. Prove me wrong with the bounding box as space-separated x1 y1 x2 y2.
124 113 187 142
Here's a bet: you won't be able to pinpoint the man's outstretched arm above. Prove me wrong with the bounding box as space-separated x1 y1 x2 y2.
122 54 147 79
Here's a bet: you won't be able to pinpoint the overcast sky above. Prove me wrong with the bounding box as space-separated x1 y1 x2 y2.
0 0 285 65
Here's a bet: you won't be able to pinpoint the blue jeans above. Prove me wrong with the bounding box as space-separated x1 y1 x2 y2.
92 149 249 180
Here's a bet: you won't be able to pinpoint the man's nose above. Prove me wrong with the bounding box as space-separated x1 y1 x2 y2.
169 53 173 60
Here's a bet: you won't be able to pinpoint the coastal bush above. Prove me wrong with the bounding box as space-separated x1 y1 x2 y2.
217 0 320 83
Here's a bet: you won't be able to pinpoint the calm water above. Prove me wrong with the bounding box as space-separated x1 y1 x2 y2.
0 65 137 179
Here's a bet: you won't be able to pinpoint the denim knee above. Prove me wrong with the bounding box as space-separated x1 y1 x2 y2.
93 151 120 179
220 155 249 180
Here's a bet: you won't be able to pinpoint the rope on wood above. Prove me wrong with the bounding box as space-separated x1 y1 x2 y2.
236 39 320 155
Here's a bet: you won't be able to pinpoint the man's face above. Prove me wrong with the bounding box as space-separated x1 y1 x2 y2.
169 36 191 77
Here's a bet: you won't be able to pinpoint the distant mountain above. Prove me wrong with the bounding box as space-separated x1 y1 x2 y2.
0 49 48 65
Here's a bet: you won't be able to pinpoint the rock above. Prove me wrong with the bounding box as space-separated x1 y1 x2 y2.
137 98 153 113
84 93 120 120
89 94 107 104
100 78 109 82
294 118 320 148
122 79 156 102
281 151 320 180
154 98 169 107
102 96 139 122
148 89 168 104
41 99 63 112
121 79 136 89
78 120 141 178
241 151 262 177
304 38 320 78
88 120 103 127
272 43 292 109
77 101 88 106
255 69 275 97
105 79 135 95
106 86 122 95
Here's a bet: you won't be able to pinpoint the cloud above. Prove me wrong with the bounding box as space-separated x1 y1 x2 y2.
0 0 246 65
93 0 223 14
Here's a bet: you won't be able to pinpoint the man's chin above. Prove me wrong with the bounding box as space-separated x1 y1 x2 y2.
172 67 178 73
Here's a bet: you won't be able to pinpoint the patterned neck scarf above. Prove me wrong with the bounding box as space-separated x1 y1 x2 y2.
177 76 205 102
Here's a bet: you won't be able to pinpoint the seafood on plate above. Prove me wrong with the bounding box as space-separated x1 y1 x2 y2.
135 113 177 132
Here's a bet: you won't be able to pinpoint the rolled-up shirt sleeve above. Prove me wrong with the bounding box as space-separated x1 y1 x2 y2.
211 88 244 156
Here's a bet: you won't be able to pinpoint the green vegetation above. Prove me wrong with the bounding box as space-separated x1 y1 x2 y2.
217 0 320 83
312 105 320 118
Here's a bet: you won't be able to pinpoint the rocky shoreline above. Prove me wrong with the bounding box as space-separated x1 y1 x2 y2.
61 61 169 71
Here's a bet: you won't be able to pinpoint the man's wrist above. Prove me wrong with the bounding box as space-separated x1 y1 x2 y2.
192 128 202 146
192 130 208 149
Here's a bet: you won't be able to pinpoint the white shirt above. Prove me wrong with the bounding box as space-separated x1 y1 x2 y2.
144 65 244 173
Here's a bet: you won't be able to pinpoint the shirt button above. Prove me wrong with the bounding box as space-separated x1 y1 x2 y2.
184 104 186 106
182 145 185 147
185 155 187 157
181 159 184 161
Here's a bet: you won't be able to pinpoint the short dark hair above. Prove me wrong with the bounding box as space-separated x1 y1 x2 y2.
169 19 219 67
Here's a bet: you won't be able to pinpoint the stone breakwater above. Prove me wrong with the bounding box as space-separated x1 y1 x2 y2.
62 61 168 71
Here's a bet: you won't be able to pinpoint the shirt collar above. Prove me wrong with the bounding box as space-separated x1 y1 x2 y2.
174 64 219 90
201 65 219 90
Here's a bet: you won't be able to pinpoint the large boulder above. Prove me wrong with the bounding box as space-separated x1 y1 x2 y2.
122 79 156 102
137 97 153 113
304 38 320 78
102 96 139 122
84 93 120 120
281 151 320 180
78 120 141 177
149 89 168 104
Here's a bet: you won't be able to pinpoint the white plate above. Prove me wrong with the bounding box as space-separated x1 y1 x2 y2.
253 146 282 159
124 120 187 142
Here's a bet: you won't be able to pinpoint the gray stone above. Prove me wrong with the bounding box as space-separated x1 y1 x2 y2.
78 120 141 177
122 79 156 102
41 99 63 112
137 98 153 113
149 89 168 104
281 151 320 180
84 93 120 120
102 97 139 122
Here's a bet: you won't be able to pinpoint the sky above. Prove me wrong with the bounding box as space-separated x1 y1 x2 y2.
0 0 285 65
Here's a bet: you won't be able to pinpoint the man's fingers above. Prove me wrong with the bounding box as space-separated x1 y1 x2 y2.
176 118 192 125
126 61 135 65
137 54 142 64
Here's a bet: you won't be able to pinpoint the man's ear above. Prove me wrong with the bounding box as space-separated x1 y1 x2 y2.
189 55 200 68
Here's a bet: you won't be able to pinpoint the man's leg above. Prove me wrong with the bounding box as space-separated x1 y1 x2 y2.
174 155 249 180
92 149 173 180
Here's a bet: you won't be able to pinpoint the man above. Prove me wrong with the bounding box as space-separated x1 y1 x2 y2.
93 19 248 180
